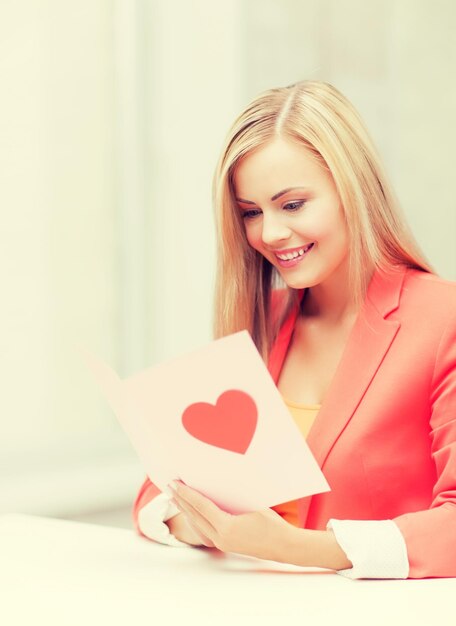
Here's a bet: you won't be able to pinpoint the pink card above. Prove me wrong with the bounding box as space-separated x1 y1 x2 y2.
81 331 329 514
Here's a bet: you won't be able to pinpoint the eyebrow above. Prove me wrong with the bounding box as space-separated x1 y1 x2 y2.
235 186 310 205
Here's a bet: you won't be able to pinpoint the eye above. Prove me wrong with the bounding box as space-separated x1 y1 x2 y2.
283 200 305 212
241 209 262 220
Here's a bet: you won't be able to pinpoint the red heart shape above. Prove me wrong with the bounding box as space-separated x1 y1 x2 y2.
181 389 257 455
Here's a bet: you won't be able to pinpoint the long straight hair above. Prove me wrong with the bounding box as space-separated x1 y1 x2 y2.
212 81 433 360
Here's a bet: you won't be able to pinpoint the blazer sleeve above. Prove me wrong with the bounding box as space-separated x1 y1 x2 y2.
132 477 162 535
393 313 456 578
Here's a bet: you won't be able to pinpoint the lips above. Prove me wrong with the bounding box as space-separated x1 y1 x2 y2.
273 242 315 268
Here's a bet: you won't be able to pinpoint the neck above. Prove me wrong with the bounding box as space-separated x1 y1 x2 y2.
301 264 374 324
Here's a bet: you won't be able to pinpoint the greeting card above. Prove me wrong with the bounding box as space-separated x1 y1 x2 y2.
81 331 329 514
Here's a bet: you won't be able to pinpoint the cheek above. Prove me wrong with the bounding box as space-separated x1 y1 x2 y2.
332 215 350 247
244 223 262 250
325 223 350 262
306 207 348 244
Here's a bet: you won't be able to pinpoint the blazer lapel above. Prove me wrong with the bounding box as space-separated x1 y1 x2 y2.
306 267 405 465
267 291 303 383
268 267 407 526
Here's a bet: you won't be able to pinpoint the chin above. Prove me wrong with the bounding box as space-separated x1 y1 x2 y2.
280 275 315 290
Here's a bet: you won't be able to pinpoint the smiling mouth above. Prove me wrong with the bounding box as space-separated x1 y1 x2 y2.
274 243 315 267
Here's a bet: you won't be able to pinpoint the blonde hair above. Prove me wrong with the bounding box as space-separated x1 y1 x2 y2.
212 80 433 359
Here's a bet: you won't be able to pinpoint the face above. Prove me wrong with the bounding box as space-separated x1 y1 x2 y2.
233 136 349 291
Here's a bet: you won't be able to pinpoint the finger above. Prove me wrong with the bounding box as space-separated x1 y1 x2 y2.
184 517 216 548
171 492 217 540
170 481 228 527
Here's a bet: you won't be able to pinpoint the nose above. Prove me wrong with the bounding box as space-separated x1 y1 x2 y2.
261 211 291 246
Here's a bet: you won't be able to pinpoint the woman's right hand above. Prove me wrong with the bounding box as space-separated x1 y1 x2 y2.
166 512 216 548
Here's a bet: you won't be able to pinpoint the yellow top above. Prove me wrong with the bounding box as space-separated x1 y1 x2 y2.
270 397 321 526
283 397 321 440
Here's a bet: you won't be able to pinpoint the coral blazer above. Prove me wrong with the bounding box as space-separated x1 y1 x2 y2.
133 266 456 579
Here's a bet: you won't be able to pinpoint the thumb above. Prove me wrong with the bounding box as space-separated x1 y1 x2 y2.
186 517 216 548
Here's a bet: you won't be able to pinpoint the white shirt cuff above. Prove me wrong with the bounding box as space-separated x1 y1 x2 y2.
327 519 409 579
137 493 191 548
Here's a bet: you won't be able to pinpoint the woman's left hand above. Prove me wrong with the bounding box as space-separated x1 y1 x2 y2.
167 480 293 562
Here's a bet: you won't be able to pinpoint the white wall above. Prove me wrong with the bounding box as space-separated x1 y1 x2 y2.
144 0 242 363
0 1 130 516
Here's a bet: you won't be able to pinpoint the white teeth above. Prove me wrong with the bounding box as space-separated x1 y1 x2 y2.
276 244 313 261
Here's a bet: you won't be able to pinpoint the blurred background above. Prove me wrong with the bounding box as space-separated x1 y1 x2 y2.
1 0 455 529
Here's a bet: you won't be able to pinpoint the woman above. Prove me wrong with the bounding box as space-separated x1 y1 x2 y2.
133 80 456 579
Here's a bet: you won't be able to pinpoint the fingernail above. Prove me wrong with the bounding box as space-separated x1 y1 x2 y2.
168 480 179 492
164 485 173 497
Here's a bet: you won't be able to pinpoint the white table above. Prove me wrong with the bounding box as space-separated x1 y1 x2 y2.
0 514 454 626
